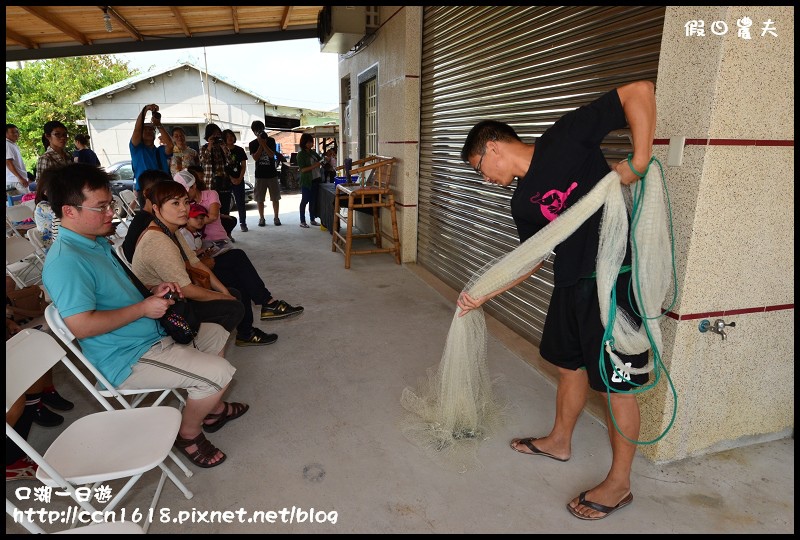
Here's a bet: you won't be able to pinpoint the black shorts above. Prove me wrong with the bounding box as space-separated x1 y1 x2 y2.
539 272 649 392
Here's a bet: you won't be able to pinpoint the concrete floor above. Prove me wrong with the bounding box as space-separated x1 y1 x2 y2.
7 192 794 534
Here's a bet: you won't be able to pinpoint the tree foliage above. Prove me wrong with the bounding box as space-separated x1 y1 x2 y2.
6 55 137 171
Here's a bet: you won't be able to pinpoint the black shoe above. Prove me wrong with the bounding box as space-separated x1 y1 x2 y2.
260 300 304 321
32 405 64 428
273 217 282 226
258 218 266 227
235 328 278 347
41 390 74 411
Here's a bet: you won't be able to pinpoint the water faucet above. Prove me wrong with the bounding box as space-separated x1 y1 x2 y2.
699 318 736 340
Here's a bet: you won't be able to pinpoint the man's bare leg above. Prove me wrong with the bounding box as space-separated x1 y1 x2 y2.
567 392 639 518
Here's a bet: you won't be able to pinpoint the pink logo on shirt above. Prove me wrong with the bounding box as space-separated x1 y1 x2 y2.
530 182 578 221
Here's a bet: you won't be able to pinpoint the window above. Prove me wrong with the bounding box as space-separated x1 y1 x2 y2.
358 65 378 158
364 78 377 156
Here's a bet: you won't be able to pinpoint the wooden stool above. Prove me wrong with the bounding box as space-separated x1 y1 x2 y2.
331 156 400 269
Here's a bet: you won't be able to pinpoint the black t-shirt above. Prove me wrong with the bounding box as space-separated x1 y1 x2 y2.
248 135 278 178
510 89 628 287
121 211 155 263
226 145 247 179
73 148 101 166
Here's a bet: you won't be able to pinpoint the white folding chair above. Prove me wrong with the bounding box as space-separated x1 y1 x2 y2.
114 240 133 270
26 227 48 257
6 329 194 533
112 193 131 233
45 303 186 411
6 234 45 288
6 203 37 238
118 189 138 216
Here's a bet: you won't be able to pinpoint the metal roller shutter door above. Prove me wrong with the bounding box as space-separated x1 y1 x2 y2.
418 6 665 345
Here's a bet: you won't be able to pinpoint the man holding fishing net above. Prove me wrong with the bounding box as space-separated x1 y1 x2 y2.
458 81 657 521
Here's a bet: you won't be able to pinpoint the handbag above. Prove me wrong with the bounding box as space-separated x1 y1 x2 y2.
184 262 212 289
158 297 200 345
113 251 199 345
200 256 216 270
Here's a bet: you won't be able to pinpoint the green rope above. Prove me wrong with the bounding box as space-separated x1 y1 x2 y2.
598 156 679 445
626 153 648 178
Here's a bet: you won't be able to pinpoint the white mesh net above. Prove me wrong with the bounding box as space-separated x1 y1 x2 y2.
401 165 670 471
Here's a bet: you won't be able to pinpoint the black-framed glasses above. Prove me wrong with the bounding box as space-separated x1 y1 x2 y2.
76 201 118 214
473 151 487 176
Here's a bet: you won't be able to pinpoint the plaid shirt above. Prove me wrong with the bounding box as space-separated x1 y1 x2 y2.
36 148 70 179
199 143 230 186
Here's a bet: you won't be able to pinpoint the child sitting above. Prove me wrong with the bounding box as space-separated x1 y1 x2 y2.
178 203 233 267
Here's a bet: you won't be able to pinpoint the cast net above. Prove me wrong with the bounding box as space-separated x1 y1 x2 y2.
400 164 671 471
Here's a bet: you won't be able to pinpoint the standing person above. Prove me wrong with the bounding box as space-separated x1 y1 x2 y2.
130 103 173 208
222 129 249 232
248 120 283 227
308 143 324 225
6 124 30 194
199 124 233 224
296 133 324 228
43 163 247 468
36 121 71 180
457 81 657 521
169 127 200 176
72 134 101 166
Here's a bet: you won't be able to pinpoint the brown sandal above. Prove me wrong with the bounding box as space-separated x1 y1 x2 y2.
203 401 249 433
174 432 227 468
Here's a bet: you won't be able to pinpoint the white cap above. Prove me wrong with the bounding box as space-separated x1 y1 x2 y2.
173 170 195 191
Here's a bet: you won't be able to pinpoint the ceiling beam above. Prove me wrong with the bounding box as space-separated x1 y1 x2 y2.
169 7 191 37
281 6 294 31
104 6 145 42
22 6 92 46
231 7 241 34
6 28 37 50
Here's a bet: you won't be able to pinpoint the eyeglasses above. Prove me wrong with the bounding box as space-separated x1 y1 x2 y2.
76 201 118 214
50 132 68 139
473 151 487 176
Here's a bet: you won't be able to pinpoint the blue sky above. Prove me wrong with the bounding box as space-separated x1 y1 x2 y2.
116 38 340 112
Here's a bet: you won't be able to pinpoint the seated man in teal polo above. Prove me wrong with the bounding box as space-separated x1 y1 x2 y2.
42 163 248 469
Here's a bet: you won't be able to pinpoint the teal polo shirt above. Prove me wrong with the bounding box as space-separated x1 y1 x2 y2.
42 228 164 387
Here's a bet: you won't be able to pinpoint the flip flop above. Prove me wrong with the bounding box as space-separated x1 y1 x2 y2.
203 401 250 433
510 437 570 462
567 491 633 520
